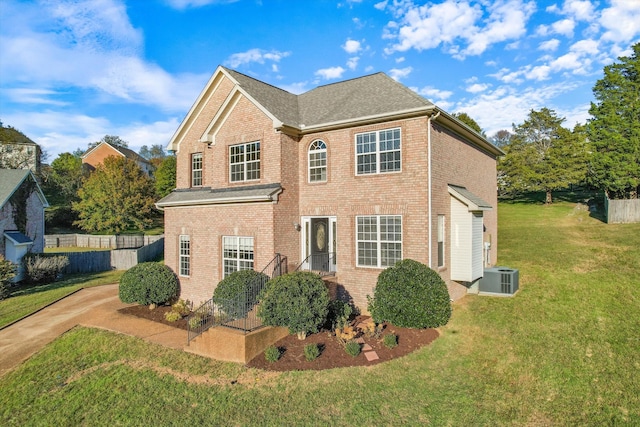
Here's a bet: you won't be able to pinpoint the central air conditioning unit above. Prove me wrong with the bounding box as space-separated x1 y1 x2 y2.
479 267 519 296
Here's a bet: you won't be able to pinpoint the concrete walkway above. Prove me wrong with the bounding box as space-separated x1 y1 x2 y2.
0 284 187 377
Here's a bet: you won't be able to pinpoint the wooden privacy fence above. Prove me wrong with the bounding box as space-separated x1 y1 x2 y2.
56 238 165 274
45 234 163 249
605 197 640 224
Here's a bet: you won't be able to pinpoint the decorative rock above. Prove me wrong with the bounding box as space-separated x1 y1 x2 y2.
365 351 379 362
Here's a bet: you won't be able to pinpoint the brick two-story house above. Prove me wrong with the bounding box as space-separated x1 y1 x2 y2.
157 66 503 309
82 141 154 176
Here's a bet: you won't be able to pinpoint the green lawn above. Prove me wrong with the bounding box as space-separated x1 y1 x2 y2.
1 199 639 425
0 270 124 328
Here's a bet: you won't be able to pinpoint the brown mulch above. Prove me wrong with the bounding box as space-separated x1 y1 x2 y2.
119 306 439 371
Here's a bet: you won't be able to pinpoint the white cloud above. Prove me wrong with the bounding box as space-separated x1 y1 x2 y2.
315 66 346 80
388 66 412 80
224 48 291 68
551 18 576 37
164 0 238 10
382 0 536 59
278 81 310 95
563 0 596 22
539 38 561 51
466 83 489 93
374 0 388 11
414 86 453 101
343 38 362 54
600 0 640 43
347 57 360 70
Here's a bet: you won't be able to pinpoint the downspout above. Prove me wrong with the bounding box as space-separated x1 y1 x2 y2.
428 110 440 269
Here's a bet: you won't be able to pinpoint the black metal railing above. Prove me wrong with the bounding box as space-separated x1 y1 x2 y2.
187 253 288 344
295 252 336 275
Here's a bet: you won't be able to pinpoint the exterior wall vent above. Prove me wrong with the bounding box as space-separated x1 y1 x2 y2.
478 267 519 296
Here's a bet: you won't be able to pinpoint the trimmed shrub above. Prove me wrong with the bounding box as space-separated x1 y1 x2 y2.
119 262 179 306
164 310 181 322
257 271 330 339
0 255 16 300
22 253 69 284
264 345 281 363
383 333 398 349
212 269 269 318
304 343 320 361
344 340 361 357
327 299 353 331
368 259 451 329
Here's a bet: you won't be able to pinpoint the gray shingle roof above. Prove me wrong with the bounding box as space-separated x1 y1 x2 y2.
223 68 433 129
156 182 283 208
4 231 33 245
0 169 31 208
448 184 492 211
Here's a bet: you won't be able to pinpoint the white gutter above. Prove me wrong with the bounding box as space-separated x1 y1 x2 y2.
427 110 440 269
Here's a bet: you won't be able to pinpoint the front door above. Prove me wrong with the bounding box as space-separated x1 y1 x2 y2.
310 218 329 271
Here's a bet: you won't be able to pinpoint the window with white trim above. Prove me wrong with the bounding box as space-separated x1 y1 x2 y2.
179 235 190 276
355 128 401 175
230 142 260 182
191 153 203 187
437 215 445 268
308 140 327 182
356 215 402 267
223 236 254 277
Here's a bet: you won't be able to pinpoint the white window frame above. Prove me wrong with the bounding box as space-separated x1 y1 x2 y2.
191 153 203 187
222 236 255 278
308 140 327 183
179 235 190 277
356 215 402 268
229 141 260 182
437 215 445 268
355 128 401 175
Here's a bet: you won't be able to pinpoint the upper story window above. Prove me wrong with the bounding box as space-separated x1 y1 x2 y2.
356 215 402 268
308 140 327 182
355 128 401 175
230 142 260 182
191 152 203 187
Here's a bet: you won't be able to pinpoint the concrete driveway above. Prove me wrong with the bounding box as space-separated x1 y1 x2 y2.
0 284 186 377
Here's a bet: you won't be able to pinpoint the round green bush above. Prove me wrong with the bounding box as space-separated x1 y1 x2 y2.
368 259 451 328
119 262 179 306
212 269 270 318
257 271 330 338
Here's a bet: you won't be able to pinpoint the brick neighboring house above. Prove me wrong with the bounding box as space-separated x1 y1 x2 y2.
82 141 153 176
157 66 503 309
0 169 49 281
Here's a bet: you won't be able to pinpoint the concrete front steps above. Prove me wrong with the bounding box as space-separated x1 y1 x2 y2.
184 325 289 364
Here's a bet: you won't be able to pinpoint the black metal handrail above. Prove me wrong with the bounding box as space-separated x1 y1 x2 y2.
295 252 336 275
187 253 288 344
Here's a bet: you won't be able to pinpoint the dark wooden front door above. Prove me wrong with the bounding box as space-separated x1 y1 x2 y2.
310 218 329 271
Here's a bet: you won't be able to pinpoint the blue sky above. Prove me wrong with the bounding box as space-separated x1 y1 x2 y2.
1 0 638 160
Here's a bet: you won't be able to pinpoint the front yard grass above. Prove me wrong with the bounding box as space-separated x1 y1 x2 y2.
0 270 124 328
1 198 639 425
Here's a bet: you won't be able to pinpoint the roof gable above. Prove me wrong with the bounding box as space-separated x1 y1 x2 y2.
82 142 150 165
0 168 49 209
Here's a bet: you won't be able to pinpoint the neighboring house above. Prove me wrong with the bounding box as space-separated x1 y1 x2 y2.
157 66 504 309
82 141 153 176
0 127 42 175
0 169 49 281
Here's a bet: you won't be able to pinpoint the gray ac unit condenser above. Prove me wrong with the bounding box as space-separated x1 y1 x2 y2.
479 267 519 296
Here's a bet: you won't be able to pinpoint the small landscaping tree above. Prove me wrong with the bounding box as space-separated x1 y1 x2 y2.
212 269 270 318
368 259 451 328
119 262 179 307
257 271 330 339
0 255 16 300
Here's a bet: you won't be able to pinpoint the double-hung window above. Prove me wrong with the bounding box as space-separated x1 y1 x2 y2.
230 142 260 182
222 236 254 277
308 140 327 182
355 128 401 175
437 215 445 268
356 215 402 268
191 153 203 187
179 235 190 277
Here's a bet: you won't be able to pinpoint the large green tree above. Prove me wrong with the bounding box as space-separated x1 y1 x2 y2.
154 155 176 198
587 43 640 199
73 156 156 233
43 153 87 228
498 108 588 204
453 112 485 136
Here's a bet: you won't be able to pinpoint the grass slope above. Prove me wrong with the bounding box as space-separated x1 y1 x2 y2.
1 200 638 425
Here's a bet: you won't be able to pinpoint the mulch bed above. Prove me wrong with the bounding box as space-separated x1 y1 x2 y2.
119 306 439 371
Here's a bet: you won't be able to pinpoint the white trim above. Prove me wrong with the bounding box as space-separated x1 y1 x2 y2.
156 191 282 208
300 216 337 271
229 141 261 183
199 88 242 145
308 140 327 183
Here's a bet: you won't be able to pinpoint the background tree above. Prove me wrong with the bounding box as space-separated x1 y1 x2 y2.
86 135 129 151
587 43 640 199
139 144 166 168
73 156 156 233
453 112 485 136
490 129 513 148
498 108 588 204
43 153 87 228
155 155 176 198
